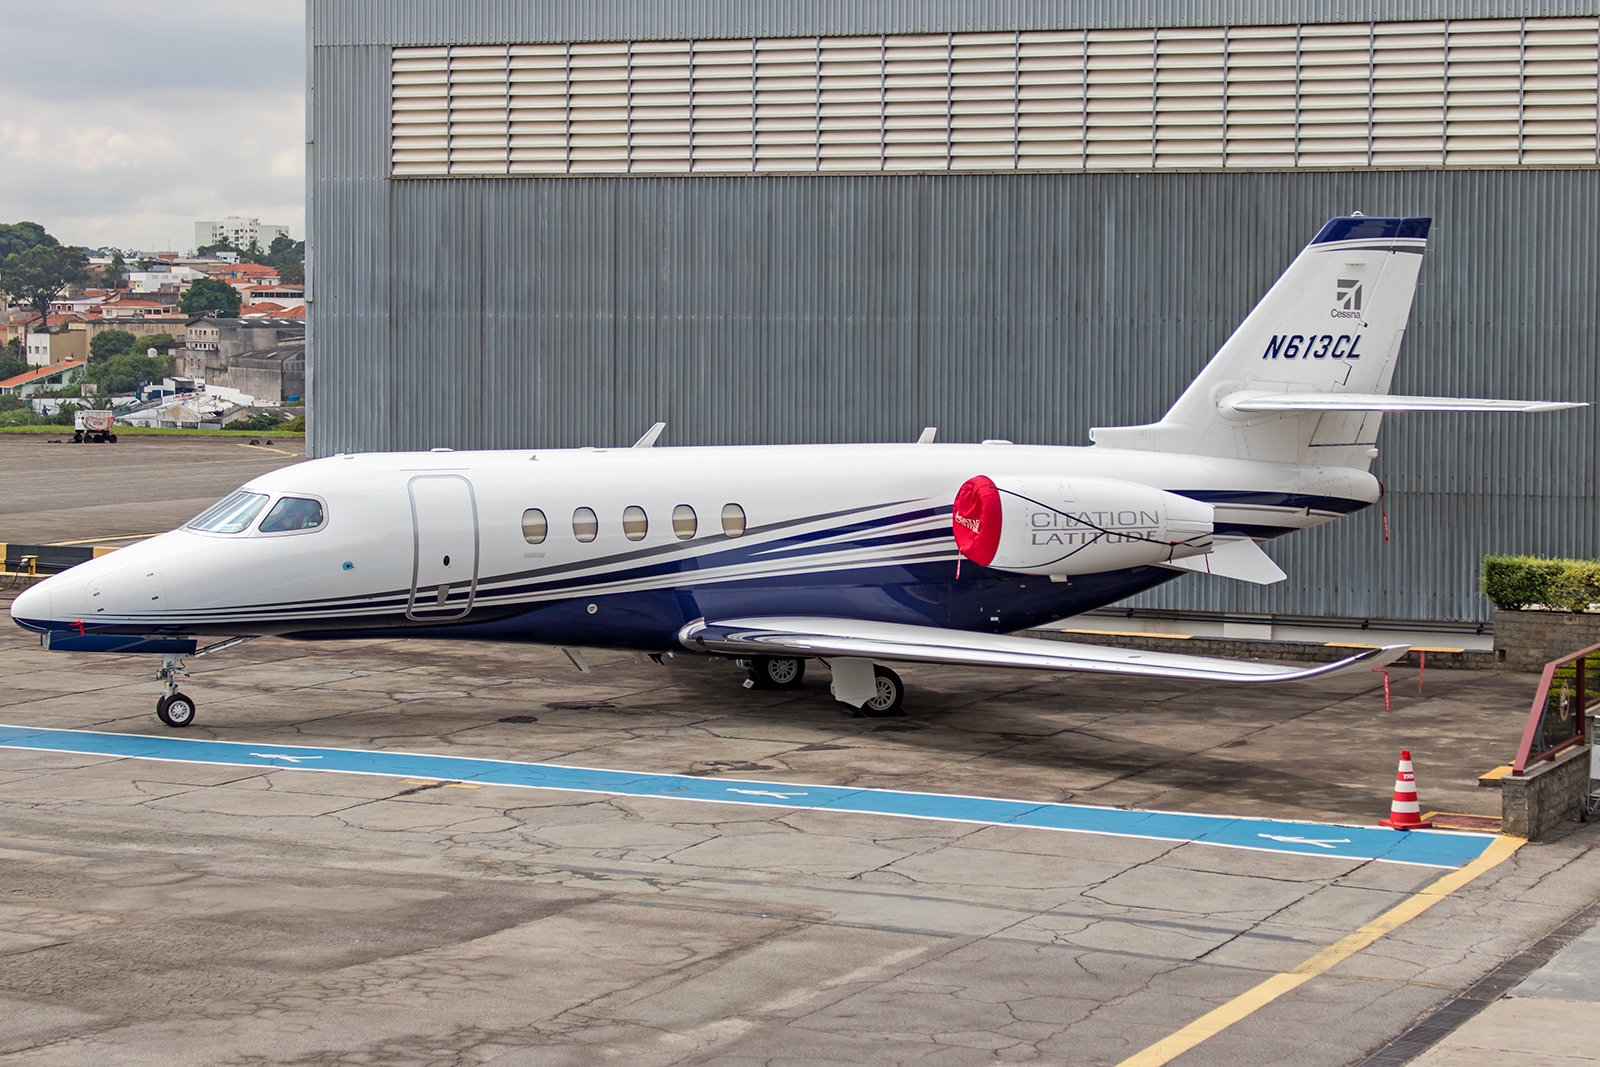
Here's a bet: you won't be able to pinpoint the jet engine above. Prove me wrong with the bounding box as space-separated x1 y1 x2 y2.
952 475 1214 576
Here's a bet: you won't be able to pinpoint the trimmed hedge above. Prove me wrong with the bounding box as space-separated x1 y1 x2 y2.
1482 555 1600 612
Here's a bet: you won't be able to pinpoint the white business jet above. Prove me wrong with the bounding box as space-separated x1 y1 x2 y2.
9 216 1585 727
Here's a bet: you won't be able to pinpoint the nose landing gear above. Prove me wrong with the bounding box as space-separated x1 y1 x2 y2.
156 654 196 728
157 690 197 728
151 637 256 728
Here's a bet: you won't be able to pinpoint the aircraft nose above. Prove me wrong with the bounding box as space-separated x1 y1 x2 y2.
9 581 54 632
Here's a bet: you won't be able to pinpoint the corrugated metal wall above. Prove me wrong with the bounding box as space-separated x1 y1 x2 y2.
308 3 1600 623
311 0 1600 46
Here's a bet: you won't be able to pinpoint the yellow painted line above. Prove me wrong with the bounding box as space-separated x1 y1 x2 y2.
1413 646 1467 654
1059 628 1193 641
1325 641 1382 649
1478 765 1514 782
237 442 301 458
1114 835 1524 1067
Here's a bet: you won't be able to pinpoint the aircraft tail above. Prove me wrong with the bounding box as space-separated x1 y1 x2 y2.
1090 216 1430 468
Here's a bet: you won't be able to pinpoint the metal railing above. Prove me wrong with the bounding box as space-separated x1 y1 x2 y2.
1512 642 1599 774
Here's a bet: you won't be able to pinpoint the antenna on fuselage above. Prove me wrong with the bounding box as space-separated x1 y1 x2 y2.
632 422 666 448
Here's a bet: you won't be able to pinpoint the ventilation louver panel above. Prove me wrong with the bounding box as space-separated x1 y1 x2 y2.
1085 29 1155 170
1018 32 1086 170
754 38 821 172
509 44 569 173
392 18 1600 177
392 47 449 176
1227 26 1299 168
1155 28 1226 169
1522 18 1600 164
1372 22 1446 166
1297 24 1373 167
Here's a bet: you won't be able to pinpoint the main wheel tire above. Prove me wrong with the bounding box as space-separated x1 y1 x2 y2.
749 656 805 690
859 666 905 717
157 692 197 728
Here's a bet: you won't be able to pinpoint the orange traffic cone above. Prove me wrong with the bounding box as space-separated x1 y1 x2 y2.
1379 749 1433 829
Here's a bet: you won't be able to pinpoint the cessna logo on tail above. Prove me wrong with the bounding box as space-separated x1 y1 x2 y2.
1331 278 1363 319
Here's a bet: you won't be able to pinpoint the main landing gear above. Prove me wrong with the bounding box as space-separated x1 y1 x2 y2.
738 656 905 717
152 637 256 728
860 665 905 717
745 655 806 690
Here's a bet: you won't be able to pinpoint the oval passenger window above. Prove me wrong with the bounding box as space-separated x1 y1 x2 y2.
672 504 697 540
721 503 746 538
521 508 547 544
622 505 648 541
572 507 598 543
258 496 325 533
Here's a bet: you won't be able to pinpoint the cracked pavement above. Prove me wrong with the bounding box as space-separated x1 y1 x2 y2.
2 587 1598 1066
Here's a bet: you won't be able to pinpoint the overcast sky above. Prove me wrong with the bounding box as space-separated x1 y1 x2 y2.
0 2 304 253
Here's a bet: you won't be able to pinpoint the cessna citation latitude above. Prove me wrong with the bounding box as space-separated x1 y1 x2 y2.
9 215 1587 727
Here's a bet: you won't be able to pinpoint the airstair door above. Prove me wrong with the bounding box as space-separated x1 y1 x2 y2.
407 475 479 621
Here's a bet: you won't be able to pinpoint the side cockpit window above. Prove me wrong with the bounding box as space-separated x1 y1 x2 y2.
187 491 269 534
259 496 326 533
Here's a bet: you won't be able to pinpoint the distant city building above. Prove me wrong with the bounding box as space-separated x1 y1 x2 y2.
241 283 305 310
4 313 85 347
207 262 280 290
1 358 87 397
180 317 305 390
49 290 113 315
214 342 305 404
126 266 208 294
98 298 181 321
24 329 88 368
194 216 290 253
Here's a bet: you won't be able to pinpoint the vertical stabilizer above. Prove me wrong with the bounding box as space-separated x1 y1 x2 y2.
1091 216 1430 467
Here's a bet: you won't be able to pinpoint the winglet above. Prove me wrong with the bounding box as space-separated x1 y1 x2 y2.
632 422 666 448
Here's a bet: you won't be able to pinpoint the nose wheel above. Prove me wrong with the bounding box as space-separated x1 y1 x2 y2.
156 652 197 728
157 692 197 728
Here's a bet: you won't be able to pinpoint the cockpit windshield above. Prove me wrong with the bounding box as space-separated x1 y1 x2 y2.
187 491 270 533
259 496 325 532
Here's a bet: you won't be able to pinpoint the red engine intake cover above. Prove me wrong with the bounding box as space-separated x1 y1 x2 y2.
952 475 1002 567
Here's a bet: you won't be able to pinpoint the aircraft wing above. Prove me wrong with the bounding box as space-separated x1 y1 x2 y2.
678 616 1406 683
1225 392 1586 414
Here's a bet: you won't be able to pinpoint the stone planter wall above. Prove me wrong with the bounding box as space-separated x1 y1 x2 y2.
1492 610 1600 672
1501 745 1591 839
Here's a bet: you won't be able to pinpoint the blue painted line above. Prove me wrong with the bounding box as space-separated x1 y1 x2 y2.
0 724 1497 868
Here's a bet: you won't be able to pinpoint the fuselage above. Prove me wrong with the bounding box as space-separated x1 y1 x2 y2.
9 442 1377 648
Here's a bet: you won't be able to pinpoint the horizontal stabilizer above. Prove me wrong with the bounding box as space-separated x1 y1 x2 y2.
1157 537 1287 584
1223 392 1587 414
680 616 1405 684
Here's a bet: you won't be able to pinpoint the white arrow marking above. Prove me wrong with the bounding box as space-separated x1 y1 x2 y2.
727 788 808 800
1257 833 1351 849
249 753 323 764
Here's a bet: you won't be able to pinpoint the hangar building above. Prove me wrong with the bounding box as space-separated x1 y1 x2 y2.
306 1 1599 626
